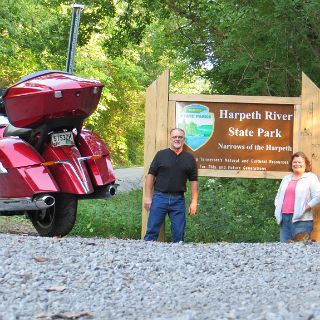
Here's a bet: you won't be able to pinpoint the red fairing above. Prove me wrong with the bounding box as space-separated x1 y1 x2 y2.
42 144 94 194
0 138 59 197
77 130 116 185
3 73 104 128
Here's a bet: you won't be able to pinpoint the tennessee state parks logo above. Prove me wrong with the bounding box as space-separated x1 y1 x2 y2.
176 104 214 151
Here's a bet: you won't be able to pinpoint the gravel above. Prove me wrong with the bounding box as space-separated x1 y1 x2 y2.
1 234 320 320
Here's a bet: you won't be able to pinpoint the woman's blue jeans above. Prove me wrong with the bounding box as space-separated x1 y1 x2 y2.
280 214 313 242
144 192 186 243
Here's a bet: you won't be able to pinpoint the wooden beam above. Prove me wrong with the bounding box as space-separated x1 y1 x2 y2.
141 70 170 241
141 80 157 239
302 73 320 241
155 70 170 150
170 94 301 105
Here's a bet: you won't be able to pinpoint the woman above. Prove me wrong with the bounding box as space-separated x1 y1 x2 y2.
274 151 320 242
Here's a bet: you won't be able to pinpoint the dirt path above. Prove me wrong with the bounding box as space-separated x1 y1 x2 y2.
115 166 144 192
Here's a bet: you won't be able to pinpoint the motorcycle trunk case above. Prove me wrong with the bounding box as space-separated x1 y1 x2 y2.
3 72 104 128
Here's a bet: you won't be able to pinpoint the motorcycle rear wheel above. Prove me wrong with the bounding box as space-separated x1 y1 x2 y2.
28 193 77 237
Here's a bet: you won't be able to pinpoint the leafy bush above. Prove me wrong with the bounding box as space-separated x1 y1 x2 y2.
182 178 280 243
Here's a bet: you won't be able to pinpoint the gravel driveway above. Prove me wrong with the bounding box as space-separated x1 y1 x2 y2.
2 168 320 319
2 234 320 320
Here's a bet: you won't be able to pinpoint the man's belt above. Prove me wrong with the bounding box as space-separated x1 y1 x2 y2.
155 191 184 196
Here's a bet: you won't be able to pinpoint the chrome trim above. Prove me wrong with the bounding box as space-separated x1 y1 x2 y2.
0 161 8 174
93 87 99 94
77 157 91 192
45 155 107 194
78 156 93 161
54 91 63 98
53 160 90 193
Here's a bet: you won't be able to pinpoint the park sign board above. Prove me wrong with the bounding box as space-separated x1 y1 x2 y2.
176 101 294 172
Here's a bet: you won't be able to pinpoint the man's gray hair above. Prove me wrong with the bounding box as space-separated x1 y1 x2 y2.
170 128 185 135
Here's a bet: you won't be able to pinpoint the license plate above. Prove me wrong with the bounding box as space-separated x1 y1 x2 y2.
51 132 74 147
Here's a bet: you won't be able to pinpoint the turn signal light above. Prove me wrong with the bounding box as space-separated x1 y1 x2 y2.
91 155 103 160
42 161 57 166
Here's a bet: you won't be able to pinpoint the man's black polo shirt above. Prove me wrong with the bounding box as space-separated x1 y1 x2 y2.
148 148 198 193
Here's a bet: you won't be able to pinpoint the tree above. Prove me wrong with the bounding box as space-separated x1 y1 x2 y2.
0 0 71 86
105 0 320 96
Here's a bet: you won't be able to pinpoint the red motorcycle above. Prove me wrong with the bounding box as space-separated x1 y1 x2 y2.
0 70 117 236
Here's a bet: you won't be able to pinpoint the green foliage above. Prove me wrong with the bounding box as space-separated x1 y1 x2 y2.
207 0 320 96
75 36 146 166
0 0 71 86
106 0 320 96
182 177 280 243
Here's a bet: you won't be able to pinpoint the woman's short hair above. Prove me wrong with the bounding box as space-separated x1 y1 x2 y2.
289 151 311 172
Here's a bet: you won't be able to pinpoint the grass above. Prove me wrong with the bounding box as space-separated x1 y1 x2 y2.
71 189 142 239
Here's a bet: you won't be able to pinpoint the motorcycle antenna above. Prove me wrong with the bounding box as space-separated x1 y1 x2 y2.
66 3 85 74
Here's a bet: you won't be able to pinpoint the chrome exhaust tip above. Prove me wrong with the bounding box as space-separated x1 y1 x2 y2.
106 185 117 196
34 195 55 210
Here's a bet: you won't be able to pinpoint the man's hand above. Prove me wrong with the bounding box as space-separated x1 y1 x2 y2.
189 180 198 216
188 201 197 216
144 174 155 212
144 197 152 212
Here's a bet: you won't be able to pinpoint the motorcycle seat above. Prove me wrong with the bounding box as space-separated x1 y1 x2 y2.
3 123 33 141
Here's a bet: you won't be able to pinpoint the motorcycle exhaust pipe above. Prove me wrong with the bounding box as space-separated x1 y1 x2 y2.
106 184 116 196
34 194 55 209
78 184 118 200
0 194 55 212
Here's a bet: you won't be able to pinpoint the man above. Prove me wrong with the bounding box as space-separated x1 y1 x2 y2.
144 128 198 242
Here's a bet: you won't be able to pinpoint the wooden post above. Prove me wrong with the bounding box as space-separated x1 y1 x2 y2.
301 73 320 240
141 70 170 241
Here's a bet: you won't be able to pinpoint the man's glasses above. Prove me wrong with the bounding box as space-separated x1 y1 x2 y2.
171 136 184 140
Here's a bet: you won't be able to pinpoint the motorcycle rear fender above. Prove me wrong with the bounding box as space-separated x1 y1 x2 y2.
77 130 116 186
0 137 59 197
42 144 94 194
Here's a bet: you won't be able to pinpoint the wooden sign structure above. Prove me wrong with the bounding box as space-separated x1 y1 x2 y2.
142 70 320 241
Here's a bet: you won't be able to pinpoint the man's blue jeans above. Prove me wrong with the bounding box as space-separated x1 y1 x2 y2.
280 213 313 242
144 192 186 243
